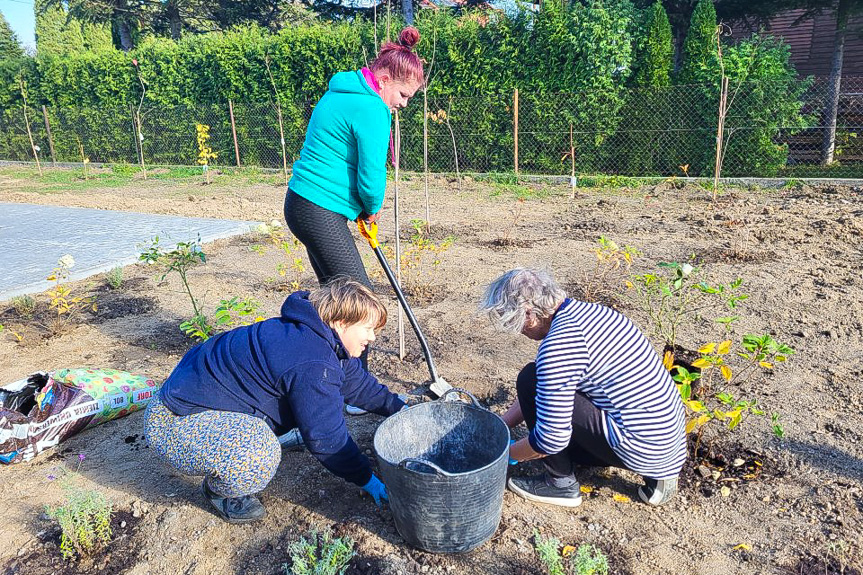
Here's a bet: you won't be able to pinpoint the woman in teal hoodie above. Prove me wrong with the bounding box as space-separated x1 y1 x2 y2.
285 27 424 374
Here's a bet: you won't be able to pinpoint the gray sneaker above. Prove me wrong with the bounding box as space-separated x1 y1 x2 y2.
277 428 305 451
638 477 678 506
201 479 266 524
507 474 583 508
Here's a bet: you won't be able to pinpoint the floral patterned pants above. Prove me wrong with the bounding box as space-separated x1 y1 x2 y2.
145 394 281 497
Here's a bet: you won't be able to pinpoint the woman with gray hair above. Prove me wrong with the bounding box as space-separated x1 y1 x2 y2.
480 268 686 507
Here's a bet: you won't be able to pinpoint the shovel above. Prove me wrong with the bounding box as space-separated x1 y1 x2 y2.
357 219 452 398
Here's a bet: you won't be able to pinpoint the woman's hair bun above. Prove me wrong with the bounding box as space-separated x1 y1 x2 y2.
398 26 421 50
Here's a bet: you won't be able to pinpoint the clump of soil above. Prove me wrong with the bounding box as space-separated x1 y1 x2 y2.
680 437 782 498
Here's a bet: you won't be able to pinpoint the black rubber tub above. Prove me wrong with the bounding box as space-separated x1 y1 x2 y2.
373 388 510 553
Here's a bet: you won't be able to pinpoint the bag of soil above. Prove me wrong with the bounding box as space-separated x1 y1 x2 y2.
0 368 158 464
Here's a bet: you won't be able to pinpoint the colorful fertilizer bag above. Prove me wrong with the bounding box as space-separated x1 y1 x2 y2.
0 368 158 464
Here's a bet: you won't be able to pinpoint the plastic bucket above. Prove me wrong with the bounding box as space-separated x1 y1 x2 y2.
373 388 510 553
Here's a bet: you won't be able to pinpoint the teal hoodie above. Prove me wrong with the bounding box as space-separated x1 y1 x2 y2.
289 70 391 220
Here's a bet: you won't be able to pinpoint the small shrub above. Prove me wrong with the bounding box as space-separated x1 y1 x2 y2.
672 334 793 452
11 294 37 318
283 529 355 575
394 219 453 297
45 255 97 335
534 531 609 575
46 486 113 560
580 236 640 303
105 266 123 290
139 236 209 340
626 260 747 352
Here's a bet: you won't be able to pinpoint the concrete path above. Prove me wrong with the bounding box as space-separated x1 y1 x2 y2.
0 203 259 301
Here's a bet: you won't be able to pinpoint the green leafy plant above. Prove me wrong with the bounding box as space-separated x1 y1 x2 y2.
11 294 36 318
213 297 264 329
46 466 113 561
580 236 640 303
627 261 748 353
771 412 785 439
283 529 355 575
672 334 793 451
44 255 97 335
139 236 209 340
534 531 609 575
105 266 123 290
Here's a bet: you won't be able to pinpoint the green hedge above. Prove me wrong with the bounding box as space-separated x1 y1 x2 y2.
0 4 823 177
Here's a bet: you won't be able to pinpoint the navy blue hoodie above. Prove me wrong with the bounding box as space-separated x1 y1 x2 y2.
159 291 405 486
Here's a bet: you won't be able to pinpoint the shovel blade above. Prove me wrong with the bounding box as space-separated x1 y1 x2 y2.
429 377 453 398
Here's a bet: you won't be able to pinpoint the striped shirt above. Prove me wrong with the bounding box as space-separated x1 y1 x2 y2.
529 299 687 480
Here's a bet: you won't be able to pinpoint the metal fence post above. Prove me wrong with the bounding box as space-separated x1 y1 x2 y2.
42 105 57 164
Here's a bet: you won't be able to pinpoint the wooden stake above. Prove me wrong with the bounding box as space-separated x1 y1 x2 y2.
514 88 519 178
131 105 146 179
423 89 430 226
569 122 576 199
264 56 289 186
276 101 288 187
42 105 56 165
713 75 729 201
394 110 405 359
19 79 42 176
228 99 241 167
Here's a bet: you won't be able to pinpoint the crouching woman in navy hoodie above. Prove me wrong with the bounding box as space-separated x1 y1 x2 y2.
145 278 405 523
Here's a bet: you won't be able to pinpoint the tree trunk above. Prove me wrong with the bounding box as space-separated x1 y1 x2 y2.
168 3 182 41
117 19 134 52
402 0 414 26
820 0 850 166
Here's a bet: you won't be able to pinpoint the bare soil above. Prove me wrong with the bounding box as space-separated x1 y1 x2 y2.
0 173 861 575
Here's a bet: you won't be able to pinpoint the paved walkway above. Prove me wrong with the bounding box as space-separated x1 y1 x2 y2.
0 203 259 301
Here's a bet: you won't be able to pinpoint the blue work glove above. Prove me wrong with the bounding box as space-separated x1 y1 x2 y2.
362 474 389 507
509 439 518 466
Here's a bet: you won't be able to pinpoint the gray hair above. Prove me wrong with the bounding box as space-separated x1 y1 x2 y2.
479 268 566 334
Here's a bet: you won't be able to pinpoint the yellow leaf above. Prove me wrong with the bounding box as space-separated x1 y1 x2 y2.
254 316 265 323
579 485 594 494
720 486 731 497
612 494 631 503
562 545 577 557
721 365 733 381
733 543 752 551
698 342 716 354
692 358 711 369
685 418 698 434
713 409 726 420
717 340 732 355
663 350 674 371
685 400 705 412
759 361 773 369
46 274 56 281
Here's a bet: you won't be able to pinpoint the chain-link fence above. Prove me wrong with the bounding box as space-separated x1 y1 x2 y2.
1 77 861 179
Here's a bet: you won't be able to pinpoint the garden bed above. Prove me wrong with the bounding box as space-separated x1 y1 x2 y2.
0 169 861 574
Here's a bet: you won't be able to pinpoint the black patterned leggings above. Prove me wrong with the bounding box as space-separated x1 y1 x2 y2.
284 189 373 368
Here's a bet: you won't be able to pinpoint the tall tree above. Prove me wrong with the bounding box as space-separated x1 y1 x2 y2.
678 0 717 83
633 1 673 87
0 12 24 60
35 0 112 56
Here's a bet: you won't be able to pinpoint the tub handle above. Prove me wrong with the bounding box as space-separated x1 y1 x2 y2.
398 457 457 477
440 387 481 409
